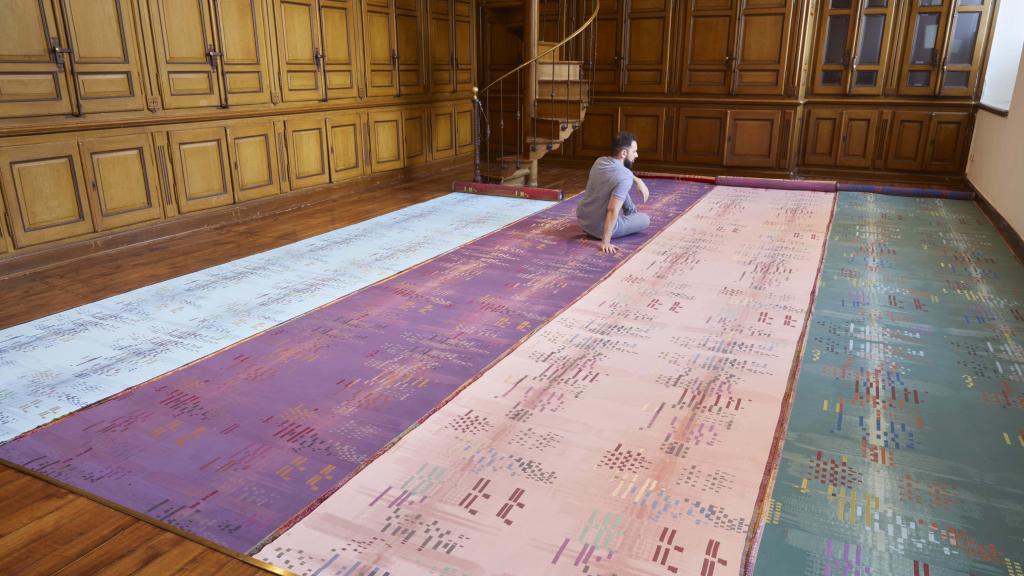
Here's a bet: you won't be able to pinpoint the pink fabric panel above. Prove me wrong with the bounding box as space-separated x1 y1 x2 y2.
258 186 835 576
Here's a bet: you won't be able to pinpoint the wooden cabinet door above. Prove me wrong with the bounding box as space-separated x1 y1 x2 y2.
227 121 280 201
724 109 781 168
622 0 672 94
885 111 930 171
898 0 952 96
802 108 841 167
61 0 148 113
575 105 619 157
733 0 793 95
679 0 737 94
168 127 234 213
0 0 75 118
150 0 223 109
923 111 970 172
79 135 163 231
848 0 897 95
0 142 95 247
322 0 361 99
675 108 726 165
403 107 428 166
327 111 365 182
285 117 330 189
368 109 404 172
455 100 474 155
837 110 878 168
937 0 992 97
394 0 425 96
810 0 855 95
429 0 454 92
620 106 667 161
213 0 272 105
592 0 624 93
363 1 397 96
431 103 456 159
453 0 472 91
276 0 325 102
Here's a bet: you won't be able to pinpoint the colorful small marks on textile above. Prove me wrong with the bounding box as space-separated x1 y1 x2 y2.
256 186 835 575
749 193 1024 576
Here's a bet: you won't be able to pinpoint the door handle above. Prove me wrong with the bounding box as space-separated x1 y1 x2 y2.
50 37 72 71
314 47 324 69
206 45 223 68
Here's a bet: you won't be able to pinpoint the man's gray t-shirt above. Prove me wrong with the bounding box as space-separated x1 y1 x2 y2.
575 156 636 238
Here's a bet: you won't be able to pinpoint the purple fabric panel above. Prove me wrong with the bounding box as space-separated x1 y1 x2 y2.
836 182 975 200
0 180 712 553
715 175 838 193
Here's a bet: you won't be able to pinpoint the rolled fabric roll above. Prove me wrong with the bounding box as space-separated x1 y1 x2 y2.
715 175 838 192
836 182 975 200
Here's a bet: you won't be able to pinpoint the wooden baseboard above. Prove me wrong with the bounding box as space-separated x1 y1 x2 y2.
966 180 1024 266
0 156 474 279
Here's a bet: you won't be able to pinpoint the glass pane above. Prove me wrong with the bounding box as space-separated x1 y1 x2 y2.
911 14 940 65
919 0 942 6
822 70 844 85
947 12 981 65
857 15 885 65
960 0 983 5
908 70 931 87
855 70 878 86
944 70 970 88
866 0 888 6
823 16 850 65
830 0 851 8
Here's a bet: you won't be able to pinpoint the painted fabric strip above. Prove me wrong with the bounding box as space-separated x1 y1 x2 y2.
257 186 834 576
0 179 712 552
0 193 549 443
749 194 1024 576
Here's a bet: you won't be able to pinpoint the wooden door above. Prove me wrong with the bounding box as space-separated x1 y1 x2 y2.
431 103 456 159
848 0 898 95
0 0 75 118
403 107 428 166
802 108 841 167
79 134 163 231
885 111 930 171
837 110 878 168
0 142 95 247
429 0 454 92
394 0 425 96
810 0 856 95
60 0 148 113
454 0 472 91
724 109 781 167
327 111 365 182
923 111 970 172
679 0 737 94
620 106 668 161
363 1 397 96
213 0 272 105
898 0 952 96
368 109 404 172
675 108 726 165
276 0 325 102
167 127 234 213
592 0 624 93
322 0 361 99
733 0 793 95
227 121 280 201
937 0 991 97
455 100 474 154
575 105 619 157
150 0 223 109
622 0 671 94
285 117 330 189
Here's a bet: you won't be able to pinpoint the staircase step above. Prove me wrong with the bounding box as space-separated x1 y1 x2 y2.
525 137 561 160
537 100 585 120
538 79 589 100
532 117 579 140
537 61 581 81
538 41 560 62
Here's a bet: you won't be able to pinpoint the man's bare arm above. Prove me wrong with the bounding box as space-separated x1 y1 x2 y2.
633 176 650 202
601 196 625 254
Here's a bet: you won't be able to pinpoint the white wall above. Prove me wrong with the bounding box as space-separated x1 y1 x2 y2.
967 46 1024 238
981 0 1024 110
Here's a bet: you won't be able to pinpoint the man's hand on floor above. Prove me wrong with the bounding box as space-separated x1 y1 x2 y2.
600 242 619 254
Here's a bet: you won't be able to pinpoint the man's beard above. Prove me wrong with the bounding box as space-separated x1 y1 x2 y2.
624 158 634 170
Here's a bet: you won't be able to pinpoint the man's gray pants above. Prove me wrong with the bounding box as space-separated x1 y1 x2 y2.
611 212 650 238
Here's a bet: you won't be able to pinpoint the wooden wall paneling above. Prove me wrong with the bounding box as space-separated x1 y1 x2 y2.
368 109 404 172
60 0 149 113
394 0 426 96
327 110 365 182
885 110 929 171
837 109 878 168
454 100 474 155
937 0 992 97
431 102 456 159
429 0 454 92
133 0 164 111
778 107 795 169
276 0 326 102
213 0 273 105
0 191 9 253
321 0 362 99
733 0 794 95
78 134 164 231
724 109 781 167
167 126 235 213
802 107 840 167
227 121 280 201
620 106 667 161
678 0 738 94
454 0 472 91
0 141 96 247
847 0 898 95
149 0 224 109
285 116 330 189
0 0 76 118
592 0 624 93
151 131 178 216
403 106 428 166
809 0 855 95
362 0 398 96
622 0 672 94
675 107 726 165
574 105 619 157
923 111 971 172
897 0 952 96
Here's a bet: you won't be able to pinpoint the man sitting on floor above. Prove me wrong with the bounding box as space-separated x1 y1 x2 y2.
575 131 651 254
